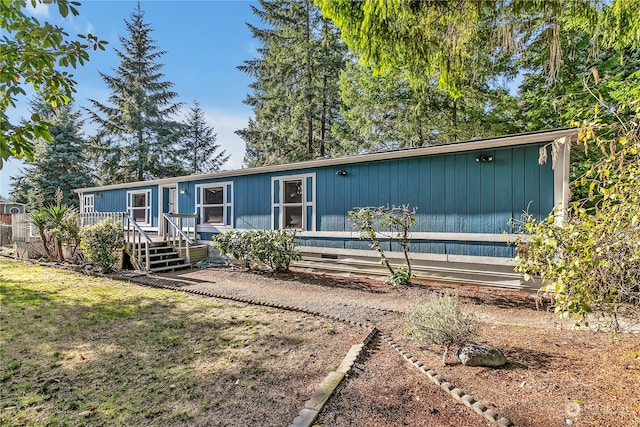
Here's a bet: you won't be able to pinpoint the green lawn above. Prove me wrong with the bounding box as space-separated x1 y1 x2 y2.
0 258 356 426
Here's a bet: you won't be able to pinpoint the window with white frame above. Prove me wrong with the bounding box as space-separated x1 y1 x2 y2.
195 182 232 227
282 179 303 229
82 194 95 213
272 173 315 231
127 190 151 225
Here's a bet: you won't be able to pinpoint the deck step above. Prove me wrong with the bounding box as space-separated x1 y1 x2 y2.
150 262 191 273
127 238 195 273
149 257 186 267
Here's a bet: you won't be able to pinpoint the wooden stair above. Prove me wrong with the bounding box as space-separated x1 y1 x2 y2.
130 240 191 273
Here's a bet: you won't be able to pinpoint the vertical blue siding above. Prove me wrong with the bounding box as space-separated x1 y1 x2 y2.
450 153 468 255
90 142 555 259
494 149 514 257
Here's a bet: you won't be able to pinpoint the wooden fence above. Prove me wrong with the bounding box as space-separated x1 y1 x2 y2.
10 213 40 243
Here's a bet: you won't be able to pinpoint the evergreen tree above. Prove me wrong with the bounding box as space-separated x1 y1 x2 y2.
517 29 640 131
10 102 94 209
337 61 520 154
515 22 640 203
237 0 346 166
87 4 183 184
318 0 640 100
178 101 229 175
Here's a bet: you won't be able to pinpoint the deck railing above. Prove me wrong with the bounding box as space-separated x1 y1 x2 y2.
78 212 125 228
163 213 197 264
123 213 152 271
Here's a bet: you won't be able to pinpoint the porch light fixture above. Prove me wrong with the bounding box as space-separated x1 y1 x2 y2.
336 169 347 176
475 155 494 163
179 187 187 195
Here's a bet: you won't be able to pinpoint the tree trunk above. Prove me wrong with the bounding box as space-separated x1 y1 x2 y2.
137 128 144 181
305 0 314 157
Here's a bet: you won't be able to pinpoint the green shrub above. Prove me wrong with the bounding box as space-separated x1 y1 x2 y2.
405 293 478 365
213 229 300 272
213 230 254 268
514 106 640 331
80 219 125 273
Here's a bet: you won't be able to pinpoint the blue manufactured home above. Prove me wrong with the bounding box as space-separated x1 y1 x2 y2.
75 129 574 288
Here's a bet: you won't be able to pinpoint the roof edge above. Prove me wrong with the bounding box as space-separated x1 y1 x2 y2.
75 128 577 193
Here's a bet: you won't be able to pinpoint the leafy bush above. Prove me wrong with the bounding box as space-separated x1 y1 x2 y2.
213 229 300 272
348 205 416 285
515 106 640 331
405 293 478 365
80 219 125 273
213 230 253 268
29 203 80 262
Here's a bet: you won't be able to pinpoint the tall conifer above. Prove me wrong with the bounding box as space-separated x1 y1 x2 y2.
237 0 346 166
87 4 183 184
10 102 94 209
178 101 229 175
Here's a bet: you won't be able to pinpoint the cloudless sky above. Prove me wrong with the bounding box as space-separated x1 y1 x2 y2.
1 0 260 198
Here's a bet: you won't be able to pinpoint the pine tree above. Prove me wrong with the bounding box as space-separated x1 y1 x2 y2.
87 4 183 184
237 0 346 167
178 101 230 175
10 102 94 210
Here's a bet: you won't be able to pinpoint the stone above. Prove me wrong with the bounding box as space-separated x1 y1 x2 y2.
450 388 465 403
483 409 499 422
455 343 507 367
471 401 487 415
497 417 515 427
290 408 318 427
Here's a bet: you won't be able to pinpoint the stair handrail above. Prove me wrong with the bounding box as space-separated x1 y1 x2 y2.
162 213 195 264
123 213 152 271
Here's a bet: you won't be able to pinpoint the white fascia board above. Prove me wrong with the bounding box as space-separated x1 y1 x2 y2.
74 128 578 193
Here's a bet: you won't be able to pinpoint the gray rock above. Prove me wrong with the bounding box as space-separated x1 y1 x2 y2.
456 343 507 367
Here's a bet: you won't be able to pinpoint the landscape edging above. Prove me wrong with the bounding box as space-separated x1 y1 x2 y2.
382 333 514 426
108 270 515 426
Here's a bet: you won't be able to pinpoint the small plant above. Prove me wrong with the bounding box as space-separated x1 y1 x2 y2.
213 229 300 272
80 218 125 273
251 229 300 272
348 205 416 286
405 293 478 365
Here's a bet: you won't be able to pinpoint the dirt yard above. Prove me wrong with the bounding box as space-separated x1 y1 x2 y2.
3 256 640 426
141 266 640 426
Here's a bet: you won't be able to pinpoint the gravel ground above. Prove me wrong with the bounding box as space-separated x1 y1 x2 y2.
128 266 551 334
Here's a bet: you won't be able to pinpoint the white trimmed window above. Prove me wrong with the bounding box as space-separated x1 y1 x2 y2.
272 173 315 231
127 190 151 225
82 194 95 213
195 182 233 227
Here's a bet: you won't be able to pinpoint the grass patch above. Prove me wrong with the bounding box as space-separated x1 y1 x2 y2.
0 259 357 426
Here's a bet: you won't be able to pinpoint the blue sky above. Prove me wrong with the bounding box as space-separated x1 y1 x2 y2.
1 0 260 198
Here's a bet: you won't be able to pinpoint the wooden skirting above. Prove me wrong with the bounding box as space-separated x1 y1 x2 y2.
179 245 209 263
292 246 540 290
